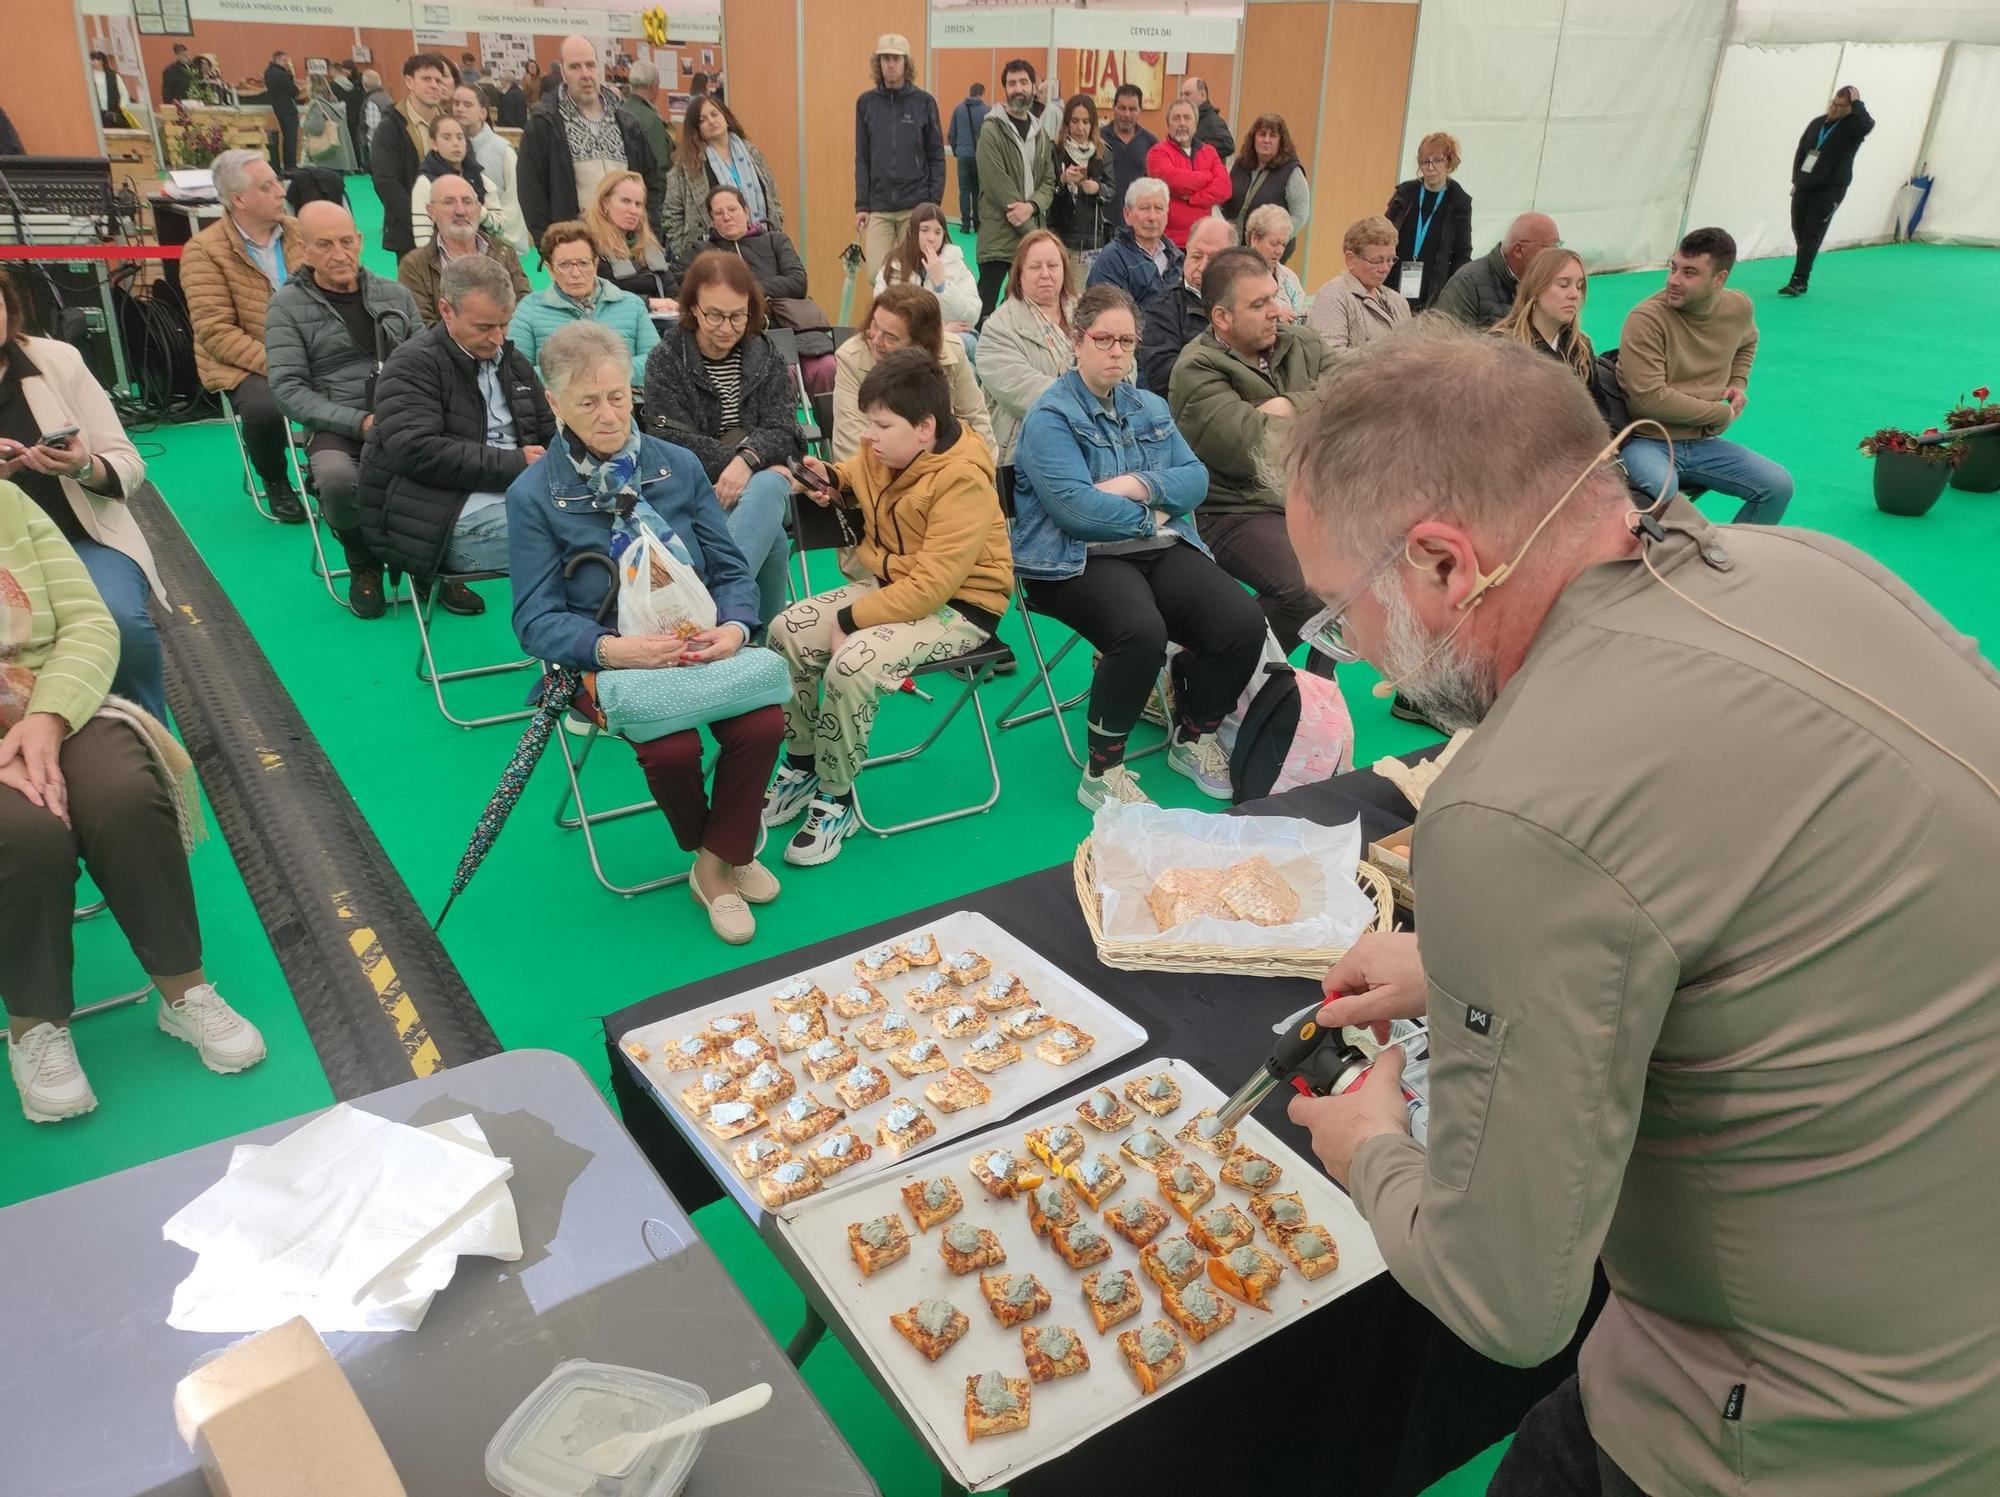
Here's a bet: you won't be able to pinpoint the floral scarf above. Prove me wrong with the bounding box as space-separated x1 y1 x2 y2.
704 133 768 227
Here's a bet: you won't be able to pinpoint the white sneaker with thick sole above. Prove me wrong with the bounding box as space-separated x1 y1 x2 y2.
784 797 858 866
762 765 819 828
1077 763 1153 810
10 1022 97 1123
159 985 267 1074
1167 732 1234 801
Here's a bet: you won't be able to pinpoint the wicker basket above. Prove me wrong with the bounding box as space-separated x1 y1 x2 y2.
1072 837 1394 978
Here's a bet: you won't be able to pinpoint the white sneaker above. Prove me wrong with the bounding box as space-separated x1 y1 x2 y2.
762 764 819 828
1168 732 1234 801
159 984 268 1074
9 1022 97 1123
1077 763 1153 810
784 797 858 866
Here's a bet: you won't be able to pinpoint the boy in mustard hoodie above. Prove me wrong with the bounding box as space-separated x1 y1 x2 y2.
766 348 1013 866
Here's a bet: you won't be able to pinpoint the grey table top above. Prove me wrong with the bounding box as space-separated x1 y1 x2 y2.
0 1048 879 1497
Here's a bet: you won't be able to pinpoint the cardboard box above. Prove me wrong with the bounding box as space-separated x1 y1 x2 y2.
1368 827 1414 913
174 1317 408 1497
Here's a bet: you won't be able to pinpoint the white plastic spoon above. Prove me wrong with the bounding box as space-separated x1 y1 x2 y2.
579 1381 773 1478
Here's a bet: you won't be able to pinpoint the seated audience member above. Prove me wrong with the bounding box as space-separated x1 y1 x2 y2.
1386 132 1472 313
874 203 980 358
508 222 659 385
833 284 994 461
1308 214 1411 353
1617 227 1793 524
265 202 425 619
1147 99 1229 250
1086 177 1183 310
1137 216 1235 396
1 486 265 1123
1244 204 1307 321
0 270 165 720
1168 246 1331 675
587 171 679 313
663 94 786 265
454 82 529 255
644 251 803 626
1490 246 1609 422
398 174 531 329
699 185 834 392
358 256 554 615
976 230 1078 466
180 148 308 521
1012 285 1263 807
508 322 783 945
764 350 1012 868
1433 212 1561 330
410 114 489 246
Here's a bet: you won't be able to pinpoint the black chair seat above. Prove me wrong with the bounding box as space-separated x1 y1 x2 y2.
911 633 1011 679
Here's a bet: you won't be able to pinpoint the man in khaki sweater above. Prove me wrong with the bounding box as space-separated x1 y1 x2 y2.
1282 333 2000 1496
1616 226 1794 524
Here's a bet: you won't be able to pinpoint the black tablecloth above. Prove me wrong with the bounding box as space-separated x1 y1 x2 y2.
605 765 1596 1495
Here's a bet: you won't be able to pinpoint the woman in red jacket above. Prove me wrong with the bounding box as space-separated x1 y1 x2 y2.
1146 99 1229 249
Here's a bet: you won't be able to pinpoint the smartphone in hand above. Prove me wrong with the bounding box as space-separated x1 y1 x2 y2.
39 425 81 452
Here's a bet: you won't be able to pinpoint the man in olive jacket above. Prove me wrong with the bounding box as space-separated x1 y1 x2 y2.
1168 246 1329 672
973 59 1056 317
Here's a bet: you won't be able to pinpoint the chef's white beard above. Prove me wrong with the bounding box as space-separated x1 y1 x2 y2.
1373 572 1497 732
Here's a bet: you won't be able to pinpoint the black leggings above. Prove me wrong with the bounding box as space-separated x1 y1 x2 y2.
1024 542 1266 749
977 259 1010 320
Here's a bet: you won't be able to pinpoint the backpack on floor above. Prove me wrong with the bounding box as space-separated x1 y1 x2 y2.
1217 635 1355 804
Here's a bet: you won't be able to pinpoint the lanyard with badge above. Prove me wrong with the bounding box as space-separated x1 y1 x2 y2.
1402 187 1441 302
1801 120 1836 175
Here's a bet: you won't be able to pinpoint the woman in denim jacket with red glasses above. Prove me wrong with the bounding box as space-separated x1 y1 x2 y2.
1009 284 1265 811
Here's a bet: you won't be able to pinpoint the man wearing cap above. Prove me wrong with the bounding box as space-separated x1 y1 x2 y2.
855 34 945 281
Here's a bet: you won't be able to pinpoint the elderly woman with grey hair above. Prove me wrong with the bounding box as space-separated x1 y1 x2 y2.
506 319 784 944
1245 204 1308 322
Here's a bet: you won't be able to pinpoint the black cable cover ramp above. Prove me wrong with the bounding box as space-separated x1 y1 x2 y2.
131 481 503 1097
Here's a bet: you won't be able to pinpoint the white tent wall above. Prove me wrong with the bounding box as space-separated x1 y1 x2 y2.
1399 0 1727 273
1684 45 1840 263
1822 43 1946 249
1915 45 2000 245
1729 0 2000 47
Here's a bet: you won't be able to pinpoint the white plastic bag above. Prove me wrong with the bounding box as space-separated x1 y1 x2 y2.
617 524 717 641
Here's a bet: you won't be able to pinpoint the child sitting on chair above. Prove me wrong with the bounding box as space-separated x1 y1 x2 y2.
765 348 1013 868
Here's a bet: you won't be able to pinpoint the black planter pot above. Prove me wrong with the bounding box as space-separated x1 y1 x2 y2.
1948 429 2000 493
1872 450 1950 516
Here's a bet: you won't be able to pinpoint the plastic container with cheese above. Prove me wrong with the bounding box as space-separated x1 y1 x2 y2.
485 1360 709 1497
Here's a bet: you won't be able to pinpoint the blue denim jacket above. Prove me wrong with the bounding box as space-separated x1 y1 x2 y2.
506 433 760 671
1009 369 1211 582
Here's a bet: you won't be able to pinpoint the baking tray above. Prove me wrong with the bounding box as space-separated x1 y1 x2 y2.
620 910 1149 1219
769 1058 1387 1492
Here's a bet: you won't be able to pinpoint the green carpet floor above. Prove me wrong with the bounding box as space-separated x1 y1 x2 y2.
9 175 1997 1497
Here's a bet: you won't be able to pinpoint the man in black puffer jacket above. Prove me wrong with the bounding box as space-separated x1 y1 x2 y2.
357 256 554 615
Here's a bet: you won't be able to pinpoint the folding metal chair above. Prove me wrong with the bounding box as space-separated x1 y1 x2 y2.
407 570 536 729
218 388 282 523
280 424 364 613
70 900 154 1019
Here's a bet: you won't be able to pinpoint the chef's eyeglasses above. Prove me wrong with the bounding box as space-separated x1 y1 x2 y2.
1297 532 1414 663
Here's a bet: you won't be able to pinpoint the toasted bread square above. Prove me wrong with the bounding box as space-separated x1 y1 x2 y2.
1124 1071 1182 1116
1116 1320 1188 1394
1162 1277 1237 1342
1050 1220 1114 1269
900 1175 964 1232
1207 1243 1285 1309
1021 1322 1090 1382
1187 1202 1258 1256
1035 1025 1096 1066
853 943 909 983
1082 1268 1143 1333
702 1010 761 1046
730 1134 791 1180
1176 1108 1238 1157
1063 1153 1127 1210
834 1063 891 1113
1247 1190 1310 1239
962 1033 1023 1074
932 1002 989 1039
769 978 829 1016
1025 1178 1081 1237
829 981 887 1020
1277 1224 1340 1280
1220 1147 1282 1192
890 1298 968 1361
773 1091 846 1144
1104 1194 1171 1248
739 1059 796 1109
847 1212 911 1277
888 1037 950 1078
660 1032 715 1072
755 1159 821 1208
806 1126 873 1180
973 972 1032 1012
940 949 992 986
1076 1087 1135 1132
969 1147 1043 1200
719 1033 779 1077
801 1035 859 1083
963 1371 1031 1441
856 1011 918 1051
979 1271 1052 1328
923 1065 992 1114
998 1005 1060 1040
876 1098 937 1156
1139 1233 1207 1292
1025 1122 1085 1172
622 1040 650 1063
939 1221 1006 1275
1158 1160 1217 1221
680 1069 740 1112
901 971 956 1013
1119 1129 1183 1175
701 1099 765 1141
775 1007 830 1053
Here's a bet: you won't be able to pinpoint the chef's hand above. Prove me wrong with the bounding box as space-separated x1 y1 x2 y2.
1316 931 1428 1043
1288 1045 1411 1188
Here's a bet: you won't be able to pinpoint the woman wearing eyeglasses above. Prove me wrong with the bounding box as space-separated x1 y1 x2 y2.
1309 215 1413 353
507 220 659 386
642 251 803 627
1009 285 1266 809
1385 132 1471 313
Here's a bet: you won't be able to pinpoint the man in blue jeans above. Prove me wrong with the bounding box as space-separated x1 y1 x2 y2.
948 82 988 233
1616 226 1793 524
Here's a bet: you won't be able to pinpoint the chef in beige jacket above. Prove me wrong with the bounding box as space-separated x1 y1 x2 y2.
1280 332 2000 1497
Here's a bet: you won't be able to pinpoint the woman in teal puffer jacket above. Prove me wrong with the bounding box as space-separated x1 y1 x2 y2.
507 220 659 386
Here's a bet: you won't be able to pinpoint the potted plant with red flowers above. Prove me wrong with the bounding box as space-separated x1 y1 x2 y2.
1944 384 2000 493
1860 427 1963 516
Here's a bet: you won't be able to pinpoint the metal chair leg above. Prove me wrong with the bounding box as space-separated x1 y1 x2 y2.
409 577 536 730
219 390 277 522
853 666 1003 837
67 901 154 1018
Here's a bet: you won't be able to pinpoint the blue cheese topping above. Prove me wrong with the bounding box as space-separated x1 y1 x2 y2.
907 1039 939 1061
1145 1074 1172 1099
1293 1230 1327 1261
1227 1246 1262 1275
915 1298 955 1336
985 1149 1017 1179
910 973 947 997
946 1223 983 1253
1196 1114 1224 1138
677 1034 706 1056
1169 1165 1195 1192
729 1037 762 1058
886 1102 919 1132
845 1065 880 1090
1077 1157 1107 1186
699 1071 731 1093
1270 1198 1303 1225
1092 1273 1127 1304
1160 1239 1197 1274
1017 1007 1049 1024
784 1096 814 1122
837 987 875 1007
943 1005 976 1027
1049 1029 1079 1050
785 1013 812 1035
1130 1131 1164 1158
1067 1224 1103 1251
973 1370 1017 1414
1002 1274 1037 1305
1034 1183 1066 1214
1138 1325 1175 1363
859 945 895 969
776 979 812 1001
1048 1125 1074 1149
923 1178 952 1209
1121 1200 1152 1226
710 1102 754 1126
806 1037 842 1062
1037 1326 1074 1361
1180 1282 1222 1323
879 1012 911 1033
746 1061 784 1089
1239 1158 1272 1187
1088 1091 1117 1118
711 1016 743 1034
747 1138 780 1160
1201 1209 1234 1236
772 1161 807 1185
969 1032 1003 1052
860 1217 895 1248
945 951 980 972
818 1132 854 1159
